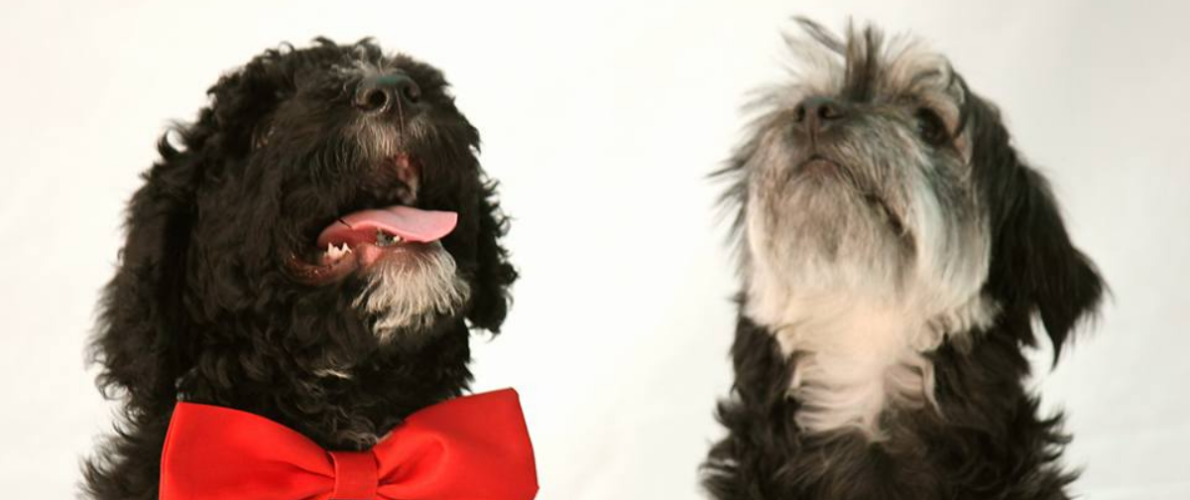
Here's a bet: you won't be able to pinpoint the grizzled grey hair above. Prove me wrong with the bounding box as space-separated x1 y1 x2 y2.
720 18 999 438
354 242 471 343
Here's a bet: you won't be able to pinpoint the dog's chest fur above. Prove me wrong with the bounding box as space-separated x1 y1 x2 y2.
745 276 996 437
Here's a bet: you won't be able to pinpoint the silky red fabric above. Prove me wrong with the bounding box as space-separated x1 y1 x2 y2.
160 389 538 500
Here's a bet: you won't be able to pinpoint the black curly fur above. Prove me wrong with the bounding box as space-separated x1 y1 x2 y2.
702 24 1105 500
83 39 515 500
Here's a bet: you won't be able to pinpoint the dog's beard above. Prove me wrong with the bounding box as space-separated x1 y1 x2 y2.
353 242 470 343
745 127 990 301
741 130 996 437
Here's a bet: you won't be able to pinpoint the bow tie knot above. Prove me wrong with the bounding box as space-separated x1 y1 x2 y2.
160 389 537 500
329 451 379 500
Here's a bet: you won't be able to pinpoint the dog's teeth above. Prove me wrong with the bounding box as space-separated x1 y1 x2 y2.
325 242 351 261
375 230 401 247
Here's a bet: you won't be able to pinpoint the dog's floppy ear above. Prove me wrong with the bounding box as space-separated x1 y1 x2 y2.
91 132 203 413
989 164 1105 362
465 180 517 333
91 52 289 408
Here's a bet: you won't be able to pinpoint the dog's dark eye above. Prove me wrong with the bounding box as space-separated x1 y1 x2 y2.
915 108 950 147
252 123 275 150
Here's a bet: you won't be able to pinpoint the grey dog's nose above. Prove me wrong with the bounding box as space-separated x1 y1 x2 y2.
353 72 422 113
794 96 846 134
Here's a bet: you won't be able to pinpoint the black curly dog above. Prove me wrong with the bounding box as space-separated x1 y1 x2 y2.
83 39 515 499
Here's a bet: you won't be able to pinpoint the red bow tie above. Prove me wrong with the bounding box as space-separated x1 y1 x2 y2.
160 389 538 500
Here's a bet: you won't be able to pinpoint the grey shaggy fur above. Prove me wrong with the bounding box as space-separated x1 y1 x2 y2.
703 18 1104 500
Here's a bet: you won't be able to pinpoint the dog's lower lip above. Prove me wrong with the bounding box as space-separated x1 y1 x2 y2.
286 250 358 284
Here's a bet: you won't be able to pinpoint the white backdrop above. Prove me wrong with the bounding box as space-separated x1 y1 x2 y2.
2 0 1188 498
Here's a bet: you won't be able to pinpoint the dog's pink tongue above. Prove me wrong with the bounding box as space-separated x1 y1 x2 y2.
317 206 458 248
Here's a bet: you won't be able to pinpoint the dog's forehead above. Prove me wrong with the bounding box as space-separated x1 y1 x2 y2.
872 44 961 104
779 23 965 112
332 52 406 77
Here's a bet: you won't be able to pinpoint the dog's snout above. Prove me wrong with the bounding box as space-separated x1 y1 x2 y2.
794 96 846 135
353 72 422 114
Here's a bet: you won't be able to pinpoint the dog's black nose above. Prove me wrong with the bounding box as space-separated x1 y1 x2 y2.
353 72 422 114
794 96 846 135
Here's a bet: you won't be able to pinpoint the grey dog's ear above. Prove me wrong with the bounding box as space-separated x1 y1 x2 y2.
963 93 1104 363
989 163 1105 363
91 133 202 413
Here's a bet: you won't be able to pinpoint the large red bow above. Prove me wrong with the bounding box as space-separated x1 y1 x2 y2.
160 389 538 500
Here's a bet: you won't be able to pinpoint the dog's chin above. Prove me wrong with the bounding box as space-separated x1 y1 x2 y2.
794 156 908 237
352 241 471 344
760 171 904 259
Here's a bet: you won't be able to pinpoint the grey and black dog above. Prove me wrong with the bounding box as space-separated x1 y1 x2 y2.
703 19 1104 499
